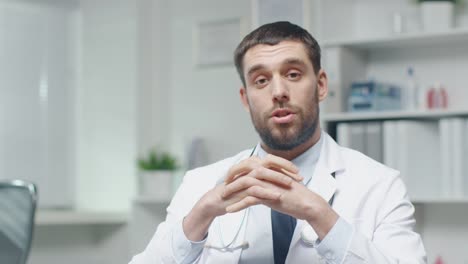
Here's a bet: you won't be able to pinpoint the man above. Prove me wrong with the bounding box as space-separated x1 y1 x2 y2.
130 21 426 264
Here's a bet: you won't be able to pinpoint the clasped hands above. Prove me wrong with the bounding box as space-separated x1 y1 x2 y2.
211 154 331 222
184 154 338 242
221 154 303 214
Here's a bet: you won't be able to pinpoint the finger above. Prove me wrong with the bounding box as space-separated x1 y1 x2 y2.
262 154 299 174
223 168 291 198
222 176 261 198
250 167 296 187
223 169 288 198
225 156 262 183
226 196 261 213
280 168 303 182
245 185 281 200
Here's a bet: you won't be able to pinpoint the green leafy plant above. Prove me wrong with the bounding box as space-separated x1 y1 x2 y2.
138 149 178 171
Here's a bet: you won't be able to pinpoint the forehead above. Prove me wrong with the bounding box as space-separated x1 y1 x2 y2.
242 40 311 72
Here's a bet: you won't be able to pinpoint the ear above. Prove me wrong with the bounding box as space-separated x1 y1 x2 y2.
316 69 328 102
239 87 250 112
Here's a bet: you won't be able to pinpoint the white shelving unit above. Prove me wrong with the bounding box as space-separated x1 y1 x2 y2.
412 198 468 204
35 209 128 226
319 1 468 263
31 210 130 264
324 109 468 123
323 27 468 50
133 196 172 205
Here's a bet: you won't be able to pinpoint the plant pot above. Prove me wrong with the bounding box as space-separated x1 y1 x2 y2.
140 170 174 200
421 1 454 32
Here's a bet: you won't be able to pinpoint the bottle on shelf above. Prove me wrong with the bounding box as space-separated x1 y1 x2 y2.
403 67 419 111
434 255 445 264
439 84 448 109
427 83 449 109
427 86 436 109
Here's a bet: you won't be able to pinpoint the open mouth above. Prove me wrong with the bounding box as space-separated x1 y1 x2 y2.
271 109 295 124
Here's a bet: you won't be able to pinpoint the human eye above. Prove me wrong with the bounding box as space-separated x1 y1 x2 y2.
286 70 302 81
253 75 269 88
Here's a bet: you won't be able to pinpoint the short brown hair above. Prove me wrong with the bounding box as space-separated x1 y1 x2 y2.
234 21 321 87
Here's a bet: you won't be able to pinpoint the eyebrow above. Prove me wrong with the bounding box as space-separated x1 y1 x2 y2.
283 58 307 68
246 58 308 78
246 64 266 79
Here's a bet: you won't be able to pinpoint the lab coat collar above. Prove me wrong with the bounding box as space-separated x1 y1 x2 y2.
289 132 346 254
307 131 344 201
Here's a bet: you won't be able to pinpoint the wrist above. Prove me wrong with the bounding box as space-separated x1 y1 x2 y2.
305 203 339 240
183 201 216 241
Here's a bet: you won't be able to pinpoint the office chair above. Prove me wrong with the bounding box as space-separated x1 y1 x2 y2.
0 180 38 264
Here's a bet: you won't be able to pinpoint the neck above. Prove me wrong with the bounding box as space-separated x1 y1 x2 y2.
261 128 322 161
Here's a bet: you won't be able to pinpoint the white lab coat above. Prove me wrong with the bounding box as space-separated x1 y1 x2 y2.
130 133 427 264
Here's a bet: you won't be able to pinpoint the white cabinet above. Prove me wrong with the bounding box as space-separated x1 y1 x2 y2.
324 110 468 201
316 1 468 262
321 28 468 114
30 210 130 264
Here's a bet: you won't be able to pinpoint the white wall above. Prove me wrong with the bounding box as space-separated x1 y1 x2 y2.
76 0 138 211
168 0 258 167
0 0 77 208
136 0 171 156
0 2 135 263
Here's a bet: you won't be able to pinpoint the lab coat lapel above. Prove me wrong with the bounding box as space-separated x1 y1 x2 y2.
204 209 248 263
201 151 254 263
207 150 254 263
218 149 253 248
288 134 345 257
218 209 248 244
307 133 344 201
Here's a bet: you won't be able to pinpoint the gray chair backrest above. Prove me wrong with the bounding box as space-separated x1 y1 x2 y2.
0 180 37 264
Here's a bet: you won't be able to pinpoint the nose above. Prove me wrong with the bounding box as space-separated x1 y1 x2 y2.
271 76 290 103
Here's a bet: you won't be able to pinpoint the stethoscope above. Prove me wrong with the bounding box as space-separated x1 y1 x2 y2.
204 146 336 251
204 147 257 251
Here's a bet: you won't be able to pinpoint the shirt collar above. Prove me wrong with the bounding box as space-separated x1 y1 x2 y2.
254 131 323 185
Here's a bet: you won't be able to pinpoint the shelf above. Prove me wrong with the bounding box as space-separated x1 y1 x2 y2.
322 27 468 50
323 109 468 123
133 196 172 205
35 209 128 226
412 198 468 204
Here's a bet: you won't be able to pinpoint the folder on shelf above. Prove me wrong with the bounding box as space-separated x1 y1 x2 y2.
365 122 383 163
451 118 465 198
336 122 383 163
439 118 467 198
337 122 364 152
383 120 441 200
383 121 398 170
439 118 453 198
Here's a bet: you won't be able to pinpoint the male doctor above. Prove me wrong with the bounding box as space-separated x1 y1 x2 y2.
130 21 427 263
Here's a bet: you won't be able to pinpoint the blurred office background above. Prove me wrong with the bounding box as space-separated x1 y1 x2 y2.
1 0 468 263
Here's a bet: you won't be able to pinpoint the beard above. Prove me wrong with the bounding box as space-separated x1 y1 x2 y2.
249 89 320 151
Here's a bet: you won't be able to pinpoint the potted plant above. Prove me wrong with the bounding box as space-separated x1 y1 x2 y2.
416 0 459 32
137 149 178 200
